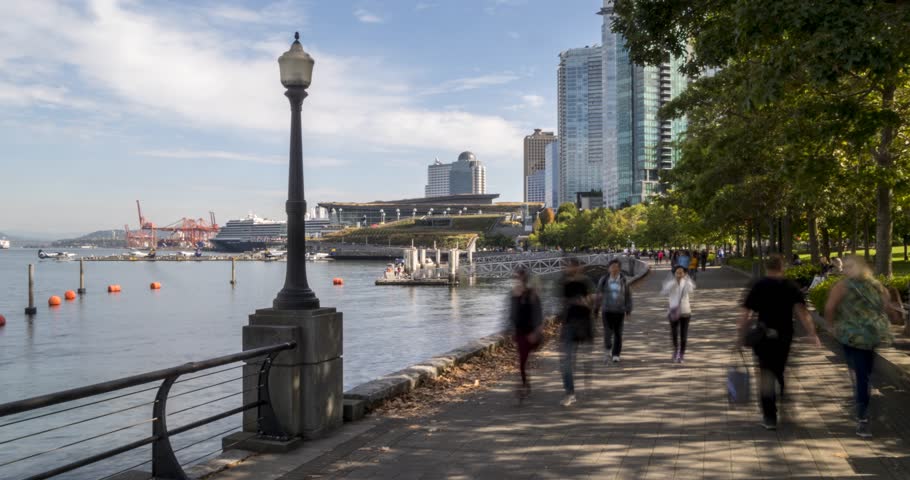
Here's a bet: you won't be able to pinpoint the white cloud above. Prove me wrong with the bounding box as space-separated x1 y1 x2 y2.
138 149 350 168
505 93 545 110
418 73 520 96
0 0 523 161
354 8 383 23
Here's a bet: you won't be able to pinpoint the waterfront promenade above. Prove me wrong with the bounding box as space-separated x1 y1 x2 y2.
209 266 910 479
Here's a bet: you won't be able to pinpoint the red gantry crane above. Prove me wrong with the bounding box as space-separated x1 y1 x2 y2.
125 201 219 249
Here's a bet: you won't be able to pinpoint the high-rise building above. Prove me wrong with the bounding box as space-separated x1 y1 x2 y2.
600 0 690 208
523 129 557 201
557 45 604 206
426 152 486 197
526 170 546 204
425 158 452 197
544 140 559 208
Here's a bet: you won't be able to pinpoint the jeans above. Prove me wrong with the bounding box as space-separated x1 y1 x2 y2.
561 326 578 394
671 315 691 355
843 344 876 420
602 312 625 356
754 336 792 423
515 333 533 386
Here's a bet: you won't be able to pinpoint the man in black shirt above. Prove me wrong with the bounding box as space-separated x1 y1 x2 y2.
738 255 821 430
560 257 594 407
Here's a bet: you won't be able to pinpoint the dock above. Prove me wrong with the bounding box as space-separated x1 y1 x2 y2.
374 278 457 286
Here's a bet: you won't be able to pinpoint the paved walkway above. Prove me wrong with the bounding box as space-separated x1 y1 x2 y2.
212 266 910 479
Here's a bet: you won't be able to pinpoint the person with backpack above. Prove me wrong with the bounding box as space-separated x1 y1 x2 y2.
596 259 633 364
738 254 821 430
677 250 691 271
559 257 594 407
823 256 899 438
508 266 544 400
661 265 695 363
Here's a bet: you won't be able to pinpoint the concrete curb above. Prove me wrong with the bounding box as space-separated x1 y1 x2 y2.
341 257 651 420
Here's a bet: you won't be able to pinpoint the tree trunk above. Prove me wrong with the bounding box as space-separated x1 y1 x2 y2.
863 216 872 262
782 213 793 261
874 83 896 277
736 230 743 257
820 224 831 259
851 212 859 255
838 230 846 258
904 235 908 262
808 206 820 263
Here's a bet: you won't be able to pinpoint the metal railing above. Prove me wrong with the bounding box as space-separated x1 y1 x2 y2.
0 342 296 480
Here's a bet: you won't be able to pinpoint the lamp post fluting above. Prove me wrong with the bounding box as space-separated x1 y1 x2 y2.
273 32 319 310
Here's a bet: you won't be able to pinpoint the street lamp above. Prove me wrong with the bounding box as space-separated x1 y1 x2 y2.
412 208 417 219
273 32 319 310
380 209 385 224
445 207 451 216
429 208 434 216
396 208 400 221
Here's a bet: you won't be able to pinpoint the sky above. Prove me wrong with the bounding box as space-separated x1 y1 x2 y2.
0 0 604 237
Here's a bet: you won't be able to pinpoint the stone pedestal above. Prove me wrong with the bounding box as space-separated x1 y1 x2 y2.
241 307 343 441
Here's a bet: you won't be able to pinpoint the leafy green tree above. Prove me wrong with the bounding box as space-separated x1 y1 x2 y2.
540 208 556 225
556 202 578 223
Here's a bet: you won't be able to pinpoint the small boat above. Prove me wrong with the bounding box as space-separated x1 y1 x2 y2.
38 249 76 260
0 238 10 249
264 249 287 259
306 252 332 262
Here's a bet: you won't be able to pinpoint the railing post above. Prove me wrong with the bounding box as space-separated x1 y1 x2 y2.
152 376 186 479
257 353 289 439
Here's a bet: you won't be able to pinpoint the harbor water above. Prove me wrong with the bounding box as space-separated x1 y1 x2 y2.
0 248 533 479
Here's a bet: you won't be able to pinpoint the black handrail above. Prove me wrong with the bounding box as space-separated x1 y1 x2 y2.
0 342 296 480
0 342 294 417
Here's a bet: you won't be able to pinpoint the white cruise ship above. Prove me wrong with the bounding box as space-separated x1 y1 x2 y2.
210 215 287 252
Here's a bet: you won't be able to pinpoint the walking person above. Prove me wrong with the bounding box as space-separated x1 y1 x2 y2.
738 254 821 430
596 259 633 364
823 256 898 437
700 250 708 271
559 258 594 407
677 250 690 270
662 265 695 363
508 266 544 400
688 253 699 282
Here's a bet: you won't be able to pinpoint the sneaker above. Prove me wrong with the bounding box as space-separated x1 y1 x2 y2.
678 354 685 364
856 420 872 438
672 352 679 363
760 418 777 431
612 355 621 363
560 394 577 407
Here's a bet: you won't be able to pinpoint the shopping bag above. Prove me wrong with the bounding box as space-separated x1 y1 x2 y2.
727 349 751 406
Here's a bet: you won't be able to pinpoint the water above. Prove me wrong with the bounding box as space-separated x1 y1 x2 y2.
0 248 518 479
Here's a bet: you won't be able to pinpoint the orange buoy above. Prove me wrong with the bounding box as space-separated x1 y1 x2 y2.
0 314 6 327
64 290 76 300
48 296 62 306
333 278 344 286
108 285 121 293
150 282 161 290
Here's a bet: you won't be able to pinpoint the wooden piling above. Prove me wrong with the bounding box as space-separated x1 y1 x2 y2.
230 257 237 285
25 264 36 315
77 258 86 294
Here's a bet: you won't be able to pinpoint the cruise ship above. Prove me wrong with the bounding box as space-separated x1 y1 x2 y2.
209 215 334 252
210 215 287 252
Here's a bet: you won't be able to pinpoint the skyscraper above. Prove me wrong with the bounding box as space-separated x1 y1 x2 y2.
545 140 559 208
426 152 486 197
523 129 557 201
600 0 690 208
425 158 451 197
557 45 604 206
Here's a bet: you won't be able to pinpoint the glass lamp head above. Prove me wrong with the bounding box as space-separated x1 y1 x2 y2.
278 32 314 88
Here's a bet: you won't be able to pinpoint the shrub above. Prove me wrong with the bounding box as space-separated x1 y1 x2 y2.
785 264 822 287
807 276 841 311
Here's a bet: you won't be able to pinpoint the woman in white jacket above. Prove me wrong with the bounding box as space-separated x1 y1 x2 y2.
661 265 696 363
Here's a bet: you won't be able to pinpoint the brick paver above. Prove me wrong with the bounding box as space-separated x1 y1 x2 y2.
215 265 910 479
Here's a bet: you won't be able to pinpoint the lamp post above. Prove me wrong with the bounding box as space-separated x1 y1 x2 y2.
338 208 343 224
273 32 319 310
396 208 400 221
445 207 451 216
429 208 434 216
380 209 385 224
412 208 417 219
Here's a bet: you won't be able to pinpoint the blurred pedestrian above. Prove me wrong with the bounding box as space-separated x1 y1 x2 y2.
559 257 594 406
700 250 708 271
662 265 695 363
688 254 699 281
677 250 691 270
738 254 821 430
509 266 544 400
596 259 633 364
823 256 897 438
830 257 844 275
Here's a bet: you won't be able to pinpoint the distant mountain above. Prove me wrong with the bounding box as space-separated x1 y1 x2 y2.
52 229 126 247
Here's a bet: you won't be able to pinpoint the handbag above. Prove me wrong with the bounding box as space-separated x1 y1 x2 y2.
727 349 751 406
667 283 686 323
742 320 767 347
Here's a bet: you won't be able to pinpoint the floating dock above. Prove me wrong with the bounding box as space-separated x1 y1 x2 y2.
375 278 458 286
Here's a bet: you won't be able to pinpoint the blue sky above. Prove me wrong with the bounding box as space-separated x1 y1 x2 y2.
0 0 603 236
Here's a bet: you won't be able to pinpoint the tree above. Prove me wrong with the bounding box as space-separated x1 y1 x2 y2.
556 202 578 223
540 208 556 225
612 0 910 275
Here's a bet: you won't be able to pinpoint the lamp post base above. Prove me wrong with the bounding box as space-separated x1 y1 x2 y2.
273 288 320 310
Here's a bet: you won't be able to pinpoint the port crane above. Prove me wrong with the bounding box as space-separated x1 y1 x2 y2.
125 201 219 249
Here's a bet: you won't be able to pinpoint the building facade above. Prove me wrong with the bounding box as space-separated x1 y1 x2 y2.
526 169 546 204
599 0 690 208
544 140 559 208
557 45 604 206
425 159 452 197
523 129 557 201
